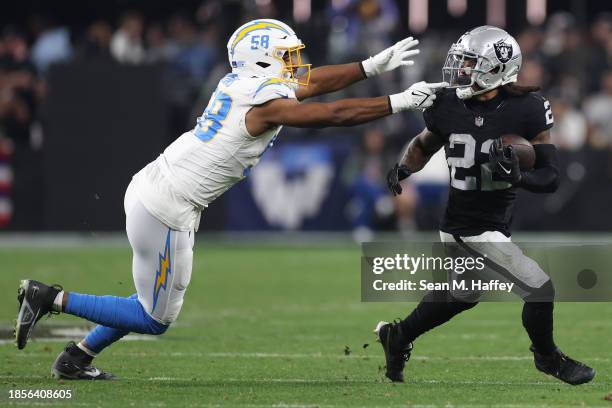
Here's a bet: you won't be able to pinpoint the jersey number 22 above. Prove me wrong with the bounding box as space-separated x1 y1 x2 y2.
447 133 511 191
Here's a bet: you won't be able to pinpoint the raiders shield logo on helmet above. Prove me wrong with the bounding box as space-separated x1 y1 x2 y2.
494 40 513 63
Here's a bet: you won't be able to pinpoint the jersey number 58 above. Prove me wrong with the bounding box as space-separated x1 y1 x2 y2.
195 91 233 141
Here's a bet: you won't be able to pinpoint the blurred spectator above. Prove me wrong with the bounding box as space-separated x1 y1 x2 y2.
29 15 72 75
542 12 575 58
517 27 544 61
0 140 12 227
342 126 405 239
355 0 399 57
78 20 114 60
583 70 612 149
587 13 612 92
110 11 145 64
0 28 44 229
327 0 399 64
409 149 449 230
554 28 589 93
0 28 38 146
517 58 545 87
145 23 179 63
549 97 587 151
165 14 219 134
172 25 218 85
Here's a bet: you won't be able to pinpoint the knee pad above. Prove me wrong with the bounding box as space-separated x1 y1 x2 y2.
134 299 169 335
450 288 482 303
143 313 169 335
425 290 479 312
524 279 555 302
445 298 479 314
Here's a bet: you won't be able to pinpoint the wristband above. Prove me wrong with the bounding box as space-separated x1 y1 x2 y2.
358 61 367 79
388 93 405 114
361 57 375 78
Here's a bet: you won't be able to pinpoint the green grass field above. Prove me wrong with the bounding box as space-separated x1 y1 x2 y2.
0 240 611 407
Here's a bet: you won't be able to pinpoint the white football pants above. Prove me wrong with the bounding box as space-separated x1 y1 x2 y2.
124 181 194 325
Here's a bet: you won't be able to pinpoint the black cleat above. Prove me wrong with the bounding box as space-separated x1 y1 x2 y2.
374 320 413 383
15 280 62 350
530 346 596 385
52 341 116 380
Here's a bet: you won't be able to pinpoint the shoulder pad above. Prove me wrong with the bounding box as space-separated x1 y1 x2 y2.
252 78 296 105
520 93 554 139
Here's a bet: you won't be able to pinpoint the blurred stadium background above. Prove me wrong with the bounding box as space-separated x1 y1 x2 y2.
0 0 611 238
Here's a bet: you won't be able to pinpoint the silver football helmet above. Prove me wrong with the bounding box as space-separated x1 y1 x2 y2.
443 26 522 99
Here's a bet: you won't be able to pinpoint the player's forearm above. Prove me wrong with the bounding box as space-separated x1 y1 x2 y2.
518 144 560 193
400 131 440 172
320 96 391 127
297 63 365 100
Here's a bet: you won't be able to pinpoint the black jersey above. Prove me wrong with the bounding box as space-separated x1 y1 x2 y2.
423 88 554 237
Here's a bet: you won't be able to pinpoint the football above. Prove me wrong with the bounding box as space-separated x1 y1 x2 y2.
501 134 536 171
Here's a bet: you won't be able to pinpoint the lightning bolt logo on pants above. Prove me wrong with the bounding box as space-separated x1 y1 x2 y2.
152 229 172 312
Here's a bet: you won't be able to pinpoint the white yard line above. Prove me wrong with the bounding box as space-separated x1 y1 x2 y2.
0 334 157 345
5 403 604 408
3 404 610 408
3 350 610 362
0 375 562 387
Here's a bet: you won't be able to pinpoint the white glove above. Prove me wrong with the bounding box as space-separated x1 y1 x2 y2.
389 81 449 113
361 37 420 77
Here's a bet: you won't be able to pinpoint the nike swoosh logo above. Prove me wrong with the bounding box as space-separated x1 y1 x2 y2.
411 90 428 97
498 163 512 174
83 367 102 377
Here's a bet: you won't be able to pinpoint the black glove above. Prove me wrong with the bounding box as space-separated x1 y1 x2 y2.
489 138 521 185
386 163 412 196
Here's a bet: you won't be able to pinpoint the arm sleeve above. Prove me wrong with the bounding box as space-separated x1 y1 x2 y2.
518 144 560 193
251 80 297 106
523 94 554 140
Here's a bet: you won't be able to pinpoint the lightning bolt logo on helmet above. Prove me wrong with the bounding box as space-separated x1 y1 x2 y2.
227 19 311 87
152 230 172 311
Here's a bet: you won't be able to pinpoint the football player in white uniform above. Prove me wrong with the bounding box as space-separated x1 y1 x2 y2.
15 19 446 379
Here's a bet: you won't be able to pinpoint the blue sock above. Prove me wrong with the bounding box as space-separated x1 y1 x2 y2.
82 294 136 354
84 325 129 355
65 292 168 335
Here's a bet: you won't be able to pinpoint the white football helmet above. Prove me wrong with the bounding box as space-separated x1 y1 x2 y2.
227 19 311 86
442 26 522 99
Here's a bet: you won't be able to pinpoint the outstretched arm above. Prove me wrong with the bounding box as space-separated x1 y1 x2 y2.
295 37 419 101
247 82 447 136
295 63 366 101
247 96 392 133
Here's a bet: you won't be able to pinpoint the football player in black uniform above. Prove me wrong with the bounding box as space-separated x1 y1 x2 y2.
376 26 595 385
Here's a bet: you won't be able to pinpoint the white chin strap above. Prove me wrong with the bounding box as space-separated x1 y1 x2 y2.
455 70 504 100
456 87 475 100
455 82 499 100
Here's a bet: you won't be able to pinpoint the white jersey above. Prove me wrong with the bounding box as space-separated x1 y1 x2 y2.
132 73 296 231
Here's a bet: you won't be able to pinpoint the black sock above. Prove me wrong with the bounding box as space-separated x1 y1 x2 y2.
67 342 94 364
399 290 478 344
522 301 556 355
